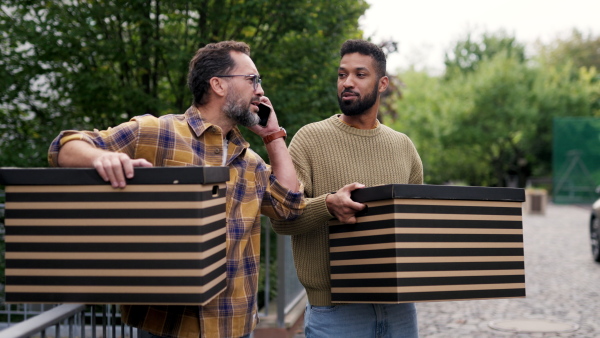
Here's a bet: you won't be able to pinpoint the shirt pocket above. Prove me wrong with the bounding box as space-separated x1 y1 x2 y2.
226 177 260 239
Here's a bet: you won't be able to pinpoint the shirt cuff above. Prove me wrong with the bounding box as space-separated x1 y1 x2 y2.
268 174 305 210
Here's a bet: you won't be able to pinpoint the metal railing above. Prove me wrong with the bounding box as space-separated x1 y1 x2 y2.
0 304 134 338
276 234 305 327
259 218 306 327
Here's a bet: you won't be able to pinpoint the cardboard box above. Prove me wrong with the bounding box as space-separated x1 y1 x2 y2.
329 184 526 303
0 166 229 305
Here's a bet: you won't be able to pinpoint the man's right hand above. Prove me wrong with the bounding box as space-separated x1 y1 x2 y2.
92 152 153 188
326 182 366 224
57 140 153 188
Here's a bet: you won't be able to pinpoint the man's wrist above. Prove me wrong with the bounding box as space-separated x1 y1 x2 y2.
262 127 287 144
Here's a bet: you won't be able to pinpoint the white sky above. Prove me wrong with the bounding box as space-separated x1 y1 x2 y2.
360 0 600 75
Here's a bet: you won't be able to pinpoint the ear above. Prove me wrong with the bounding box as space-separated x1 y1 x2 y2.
378 75 389 93
209 77 227 98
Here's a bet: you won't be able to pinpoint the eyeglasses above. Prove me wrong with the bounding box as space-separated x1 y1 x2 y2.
214 74 262 91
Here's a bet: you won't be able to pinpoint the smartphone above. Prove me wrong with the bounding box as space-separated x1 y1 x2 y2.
257 103 271 127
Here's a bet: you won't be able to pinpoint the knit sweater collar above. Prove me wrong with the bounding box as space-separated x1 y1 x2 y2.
330 114 383 137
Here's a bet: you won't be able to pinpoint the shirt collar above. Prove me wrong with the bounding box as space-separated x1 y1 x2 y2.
337 114 380 129
185 105 250 149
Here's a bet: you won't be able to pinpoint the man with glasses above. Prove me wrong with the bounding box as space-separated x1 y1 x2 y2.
272 39 423 337
48 40 304 338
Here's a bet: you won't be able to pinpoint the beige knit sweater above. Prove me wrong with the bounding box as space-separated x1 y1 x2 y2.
271 115 423 306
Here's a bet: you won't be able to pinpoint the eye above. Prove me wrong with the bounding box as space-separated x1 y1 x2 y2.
357 73 366 78
338 73 347 79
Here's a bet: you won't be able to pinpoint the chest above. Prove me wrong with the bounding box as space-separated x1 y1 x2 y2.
307 138 414 194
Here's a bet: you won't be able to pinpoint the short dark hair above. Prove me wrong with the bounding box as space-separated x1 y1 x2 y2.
188 41 251 106
340 39 386 78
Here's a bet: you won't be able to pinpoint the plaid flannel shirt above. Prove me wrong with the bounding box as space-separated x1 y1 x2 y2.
48 106 305 338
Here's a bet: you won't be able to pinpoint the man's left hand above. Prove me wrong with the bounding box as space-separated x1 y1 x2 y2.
248 96 281 137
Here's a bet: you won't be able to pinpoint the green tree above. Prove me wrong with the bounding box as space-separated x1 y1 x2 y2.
535 28 600 72
0 0 371 307
445 53 537 187
530 29 600 179
391 31 600 187
0 0 368 167
389 69 472 184
444 30 526 78
529 64 600 178
391 52 536 187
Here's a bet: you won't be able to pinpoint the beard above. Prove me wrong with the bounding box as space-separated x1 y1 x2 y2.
224 91 260 127
337 84 379 116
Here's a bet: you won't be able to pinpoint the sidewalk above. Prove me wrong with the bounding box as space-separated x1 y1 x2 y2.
416 202 600 337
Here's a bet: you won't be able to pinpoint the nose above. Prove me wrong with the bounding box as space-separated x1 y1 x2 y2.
255 82 264 96
342 75 354 88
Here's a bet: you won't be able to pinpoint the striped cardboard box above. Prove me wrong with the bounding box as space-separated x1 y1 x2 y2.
329 184 526 303
0 166 229 305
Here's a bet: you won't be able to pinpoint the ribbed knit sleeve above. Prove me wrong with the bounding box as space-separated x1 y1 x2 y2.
270 123 335 236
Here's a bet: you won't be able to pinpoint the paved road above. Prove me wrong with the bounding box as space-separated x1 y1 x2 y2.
294 203 600 337
415 203 600 337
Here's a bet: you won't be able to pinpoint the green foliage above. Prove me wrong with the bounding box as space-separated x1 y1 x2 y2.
529 64 600 177
535 28 600 73
391 31 600 187
389 70 471 185
446 54 537 186
444 30 526 78
0 0 370 308
0 0 368 166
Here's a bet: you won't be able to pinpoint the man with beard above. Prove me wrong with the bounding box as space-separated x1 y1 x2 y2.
271 40 423 337
48 41 304 338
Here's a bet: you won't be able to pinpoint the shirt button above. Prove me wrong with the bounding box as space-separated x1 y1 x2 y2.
214 148 221 154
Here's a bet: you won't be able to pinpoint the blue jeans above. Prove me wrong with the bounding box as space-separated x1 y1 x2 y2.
304 303 418 338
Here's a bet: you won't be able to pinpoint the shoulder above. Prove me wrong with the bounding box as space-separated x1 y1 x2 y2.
129 114 190 136
132 113 183 125
294 115 338 140
379 124 420 154
379 124 413 141
298 116 336 131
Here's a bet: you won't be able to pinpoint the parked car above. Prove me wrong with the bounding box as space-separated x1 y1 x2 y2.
591 198 600 262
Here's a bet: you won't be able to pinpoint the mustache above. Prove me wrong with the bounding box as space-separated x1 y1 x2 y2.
341 89 359 96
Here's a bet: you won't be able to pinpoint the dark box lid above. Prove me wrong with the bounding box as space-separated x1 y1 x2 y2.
351 184 525 203
0 166 230 186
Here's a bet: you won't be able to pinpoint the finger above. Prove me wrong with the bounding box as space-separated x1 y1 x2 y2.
119 154 135 181
101 160 119 188
260 96 271 105
335 191 364 210
134 159 154 167
94 163 110 183
345 182 366 192
349 202 366 211
107 156 127 188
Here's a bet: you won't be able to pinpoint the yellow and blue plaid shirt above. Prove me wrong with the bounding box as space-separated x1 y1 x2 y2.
48 106 305 338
